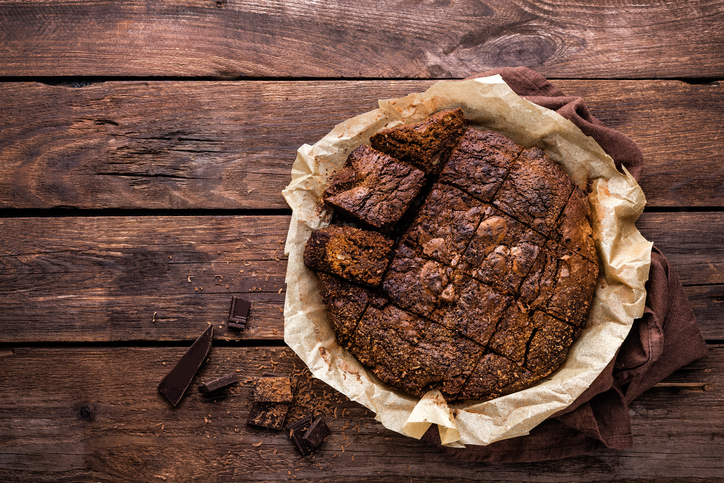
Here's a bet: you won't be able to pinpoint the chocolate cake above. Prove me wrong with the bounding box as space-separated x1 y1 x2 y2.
306 108 599 403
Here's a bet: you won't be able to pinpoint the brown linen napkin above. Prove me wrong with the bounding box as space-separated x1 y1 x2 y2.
421 67 708 462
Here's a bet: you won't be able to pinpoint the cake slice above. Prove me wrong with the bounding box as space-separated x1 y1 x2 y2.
348 302 484 399
456 352 537 402
430 275 511 347
552 186 598 263
316 272 385 346
381 244 454 317
370 108 466 174
323 145 425 231
303 225 394 287
460 207 546 294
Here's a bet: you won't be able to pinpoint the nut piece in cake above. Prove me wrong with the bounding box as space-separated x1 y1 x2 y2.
400 183 485 267
304 225 394 287
461 207 545 294
439 129 524 202
370 108 467 174
519 240 599 327
493 147 576 237
348 302 484 399
323 145 425 231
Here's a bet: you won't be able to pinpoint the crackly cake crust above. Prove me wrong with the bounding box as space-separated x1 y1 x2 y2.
304 110 599 403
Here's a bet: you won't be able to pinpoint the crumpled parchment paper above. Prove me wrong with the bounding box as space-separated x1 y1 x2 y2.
282 75 652 447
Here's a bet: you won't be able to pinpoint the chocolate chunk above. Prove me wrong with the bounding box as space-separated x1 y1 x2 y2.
286 414 314 455
246 402 290 430
228 296 251 329
301 416 331 449
253 377 294 403
157 325 213 406
198 373 238 395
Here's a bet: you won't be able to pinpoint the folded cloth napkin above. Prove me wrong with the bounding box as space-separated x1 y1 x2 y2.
421 67 708 462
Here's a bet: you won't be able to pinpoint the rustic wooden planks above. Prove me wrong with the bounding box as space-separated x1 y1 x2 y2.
0 212 721 343
1 80 722 210
0 0 722 79
0 345 721 482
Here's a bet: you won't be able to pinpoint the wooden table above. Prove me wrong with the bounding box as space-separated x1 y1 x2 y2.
1 1 722 481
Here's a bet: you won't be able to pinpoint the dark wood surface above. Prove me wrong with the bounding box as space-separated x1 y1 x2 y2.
1 1 723 481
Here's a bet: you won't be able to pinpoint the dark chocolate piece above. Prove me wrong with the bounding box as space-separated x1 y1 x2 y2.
246 402 290 430
228 296 251 329
157 325 213 406
198 373 238 394
301 416 331 449
286 414 314 455
253 376 294 403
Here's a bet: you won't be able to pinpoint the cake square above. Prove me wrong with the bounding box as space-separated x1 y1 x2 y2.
316 272 383 346
303 225 394 287
553 186 598 263
461 208 546 294
492 148 576 237
382 244 454 317
519 240 599 326
457 352 536 402
430 275 511 347
323 145 425 231
523 312 577 377
400 183 486 267
439 129 523 202
349 302 484 399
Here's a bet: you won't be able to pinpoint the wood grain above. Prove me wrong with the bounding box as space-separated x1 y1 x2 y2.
0 212 721 344
0 345 721 482
0 0 722 79
1 80 722 210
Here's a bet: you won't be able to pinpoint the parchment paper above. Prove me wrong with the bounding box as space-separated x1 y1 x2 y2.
281 76 652 447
